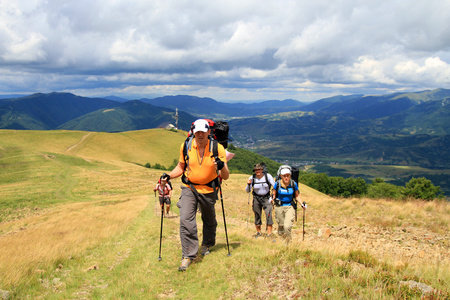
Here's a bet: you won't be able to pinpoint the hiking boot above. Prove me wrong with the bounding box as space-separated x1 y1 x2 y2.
253 232 262 238
201 245 210 256
178 257 191 271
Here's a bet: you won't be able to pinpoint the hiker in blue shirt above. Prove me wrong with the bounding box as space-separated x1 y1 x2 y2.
272 167 300 242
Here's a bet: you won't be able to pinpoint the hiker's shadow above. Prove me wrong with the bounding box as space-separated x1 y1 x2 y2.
195 241 241 262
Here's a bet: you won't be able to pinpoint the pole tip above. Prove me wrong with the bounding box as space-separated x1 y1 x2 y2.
158 257 162 261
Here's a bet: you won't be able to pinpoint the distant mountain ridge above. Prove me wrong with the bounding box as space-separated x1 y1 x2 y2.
0 93 118 130
139 95 307 118
0 92 195 131
1 88 449 168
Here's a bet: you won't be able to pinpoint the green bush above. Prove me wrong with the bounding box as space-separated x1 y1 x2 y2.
402 177 444 200
152 163 165 170
366 178 404 199
299 173 367 198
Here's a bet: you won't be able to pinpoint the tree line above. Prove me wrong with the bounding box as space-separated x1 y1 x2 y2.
298 173 444 201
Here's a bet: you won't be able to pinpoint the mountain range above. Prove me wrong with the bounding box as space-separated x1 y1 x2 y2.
0 92 194 131
1 89 449 169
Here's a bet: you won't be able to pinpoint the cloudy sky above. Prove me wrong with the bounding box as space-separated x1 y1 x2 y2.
1 0 450 102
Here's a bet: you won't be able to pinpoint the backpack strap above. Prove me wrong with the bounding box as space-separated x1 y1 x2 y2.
275 178 281 198
209 135 218 159
264 172 271 189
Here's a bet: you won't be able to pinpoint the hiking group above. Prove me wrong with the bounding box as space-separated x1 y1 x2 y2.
156 118 305 272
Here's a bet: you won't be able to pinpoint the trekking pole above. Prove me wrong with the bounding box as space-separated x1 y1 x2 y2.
294 200 297 222
158 202 164 261
219 185 231 256
154 191 157 216
302 201 307 241
247 192 250 229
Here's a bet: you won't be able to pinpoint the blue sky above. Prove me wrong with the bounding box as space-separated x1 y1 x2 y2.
1 0 449 102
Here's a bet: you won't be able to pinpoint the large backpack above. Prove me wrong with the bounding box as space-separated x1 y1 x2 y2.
185 119 230 150
209 120 230 149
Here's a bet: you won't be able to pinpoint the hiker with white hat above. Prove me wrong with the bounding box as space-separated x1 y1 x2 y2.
272 166 300 242
162 119 229 271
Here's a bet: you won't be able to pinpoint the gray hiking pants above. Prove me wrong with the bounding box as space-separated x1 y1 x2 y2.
252 194 273 226
177 186 217 259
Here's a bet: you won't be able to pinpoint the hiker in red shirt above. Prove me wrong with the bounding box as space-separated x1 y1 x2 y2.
154 177 172 217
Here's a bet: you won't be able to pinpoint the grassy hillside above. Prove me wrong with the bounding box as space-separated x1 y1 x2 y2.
0 130 448 299
0 129 187 167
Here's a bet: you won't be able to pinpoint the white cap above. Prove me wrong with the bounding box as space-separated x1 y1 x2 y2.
280 168 291 175
193 119 210 134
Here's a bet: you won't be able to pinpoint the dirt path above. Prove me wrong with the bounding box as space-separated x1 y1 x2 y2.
65 132 94 155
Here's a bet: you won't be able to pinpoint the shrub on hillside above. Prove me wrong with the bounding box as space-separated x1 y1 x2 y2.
402 177 444 200
341 177 367 198
152 163 165 170
299 173 367 198
366 178 404 199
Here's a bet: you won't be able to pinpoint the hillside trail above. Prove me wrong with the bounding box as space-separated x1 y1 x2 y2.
65 132 94 156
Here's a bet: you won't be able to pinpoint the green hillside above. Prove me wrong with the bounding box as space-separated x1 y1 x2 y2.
0 92 118 130
59 100 195 132
0 129 188 168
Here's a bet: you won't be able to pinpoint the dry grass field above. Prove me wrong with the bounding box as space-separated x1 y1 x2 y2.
0 129 448 299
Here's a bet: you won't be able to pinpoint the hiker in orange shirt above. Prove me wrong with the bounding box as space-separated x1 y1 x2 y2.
162 119 229 271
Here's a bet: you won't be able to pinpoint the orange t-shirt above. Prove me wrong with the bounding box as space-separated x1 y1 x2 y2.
179 138 227 194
